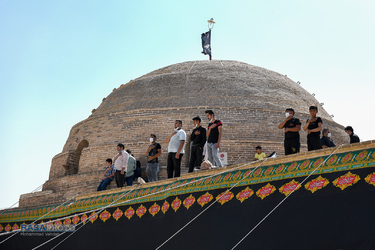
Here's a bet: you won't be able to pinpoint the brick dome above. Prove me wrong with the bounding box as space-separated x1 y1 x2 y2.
29 60 348 208
92 60 332 118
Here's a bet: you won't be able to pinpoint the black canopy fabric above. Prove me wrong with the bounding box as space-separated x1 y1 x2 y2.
2 148 375 249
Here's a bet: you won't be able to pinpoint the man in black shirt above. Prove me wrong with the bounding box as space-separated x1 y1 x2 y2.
189 116 206 172
344 126 360 144
321 128 336 148
278 108 301 155
146 134 162 182
205 110 223 167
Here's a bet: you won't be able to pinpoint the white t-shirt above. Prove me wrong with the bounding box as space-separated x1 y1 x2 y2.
168 129 186 154
113 150 129 171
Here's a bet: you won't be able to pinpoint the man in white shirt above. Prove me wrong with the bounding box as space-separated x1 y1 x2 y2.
113 143 129 188
165 120 186 178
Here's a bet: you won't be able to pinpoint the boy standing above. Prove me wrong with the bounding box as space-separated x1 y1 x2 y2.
303 106 323 151
189 116 206 172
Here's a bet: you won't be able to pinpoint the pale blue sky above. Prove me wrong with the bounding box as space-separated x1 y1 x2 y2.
1 0 374 209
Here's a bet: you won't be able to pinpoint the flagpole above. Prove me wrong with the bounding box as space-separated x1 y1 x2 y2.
208 18 215 60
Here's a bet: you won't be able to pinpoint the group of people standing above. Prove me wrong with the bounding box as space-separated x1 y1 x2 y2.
97 109 224 191
279 106 360 156
97 106 361 191
153 110 223 181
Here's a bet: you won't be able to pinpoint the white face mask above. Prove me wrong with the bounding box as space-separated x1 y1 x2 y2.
149 138 154 143
209 118 213 123
328 133 332 137
285 112 290 118
174 128 179 132
195 124 198 128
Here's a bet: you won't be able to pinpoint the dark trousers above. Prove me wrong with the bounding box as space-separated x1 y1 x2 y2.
189 145 203 172
115 170 125 187
124 175 134 186
167 152 183 178
97 178 112 191
284 138 300 155
134 166 141 180
307 135 322 151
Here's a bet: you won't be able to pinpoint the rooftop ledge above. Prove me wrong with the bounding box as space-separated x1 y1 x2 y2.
76 140 375 201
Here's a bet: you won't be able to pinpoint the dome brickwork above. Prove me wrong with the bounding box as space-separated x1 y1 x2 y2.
19 60 348 208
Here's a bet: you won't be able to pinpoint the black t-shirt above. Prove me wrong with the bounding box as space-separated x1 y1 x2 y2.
148 142 161 163
350 134 360 144
191 126 207 147
207 120 223 143
284 118 301 140
306 117 323 137
321 136 336 147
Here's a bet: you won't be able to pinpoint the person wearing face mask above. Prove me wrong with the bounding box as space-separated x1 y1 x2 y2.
320 129 336 148
189 116 207 172
205 110 223 167
165 120 186 178
146 134 162 182
278 108 301 155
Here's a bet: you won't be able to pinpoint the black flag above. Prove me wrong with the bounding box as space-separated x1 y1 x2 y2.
201 30 211 58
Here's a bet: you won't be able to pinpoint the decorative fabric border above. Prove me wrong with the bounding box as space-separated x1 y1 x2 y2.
1 148 375 223
2 168 374 232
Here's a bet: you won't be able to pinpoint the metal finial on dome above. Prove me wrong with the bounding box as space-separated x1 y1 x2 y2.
207 18 215 30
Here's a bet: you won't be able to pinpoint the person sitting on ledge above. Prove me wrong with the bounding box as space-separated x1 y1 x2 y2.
254 146 266 161
321 128 336 148
97 159 115 191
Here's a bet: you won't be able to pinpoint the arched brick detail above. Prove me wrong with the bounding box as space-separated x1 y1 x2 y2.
64 140 89 175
